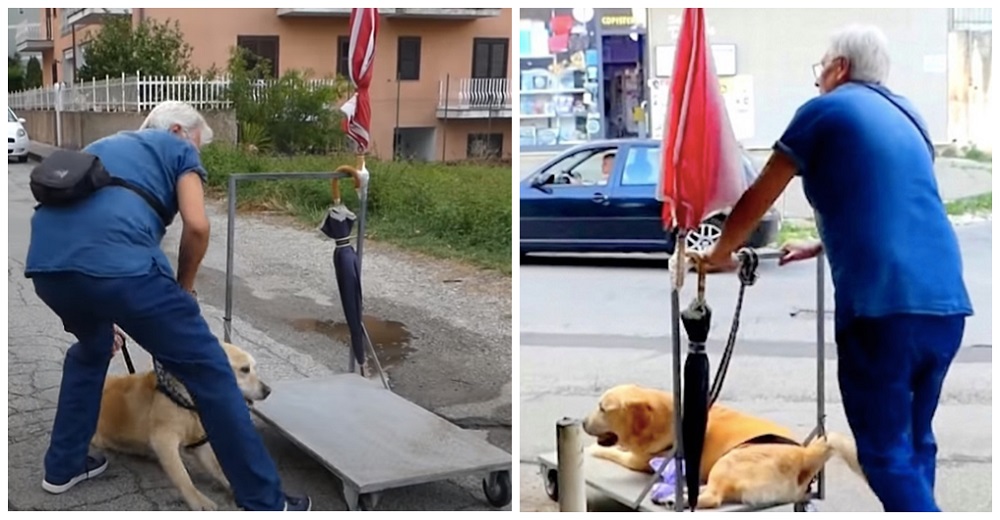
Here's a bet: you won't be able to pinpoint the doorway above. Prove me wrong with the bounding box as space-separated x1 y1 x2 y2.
601 34 645 139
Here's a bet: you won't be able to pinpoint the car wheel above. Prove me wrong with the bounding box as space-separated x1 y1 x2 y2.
685 215 725 253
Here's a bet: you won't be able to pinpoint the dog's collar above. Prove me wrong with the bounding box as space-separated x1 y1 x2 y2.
153 360 199 412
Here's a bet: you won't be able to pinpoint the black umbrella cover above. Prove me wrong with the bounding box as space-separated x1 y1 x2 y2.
680 297 712 511
322 206 366 367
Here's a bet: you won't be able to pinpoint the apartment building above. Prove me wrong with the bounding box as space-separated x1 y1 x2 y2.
14 8 513 161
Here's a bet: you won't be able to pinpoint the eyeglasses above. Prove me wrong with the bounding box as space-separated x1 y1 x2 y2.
812 62 825 80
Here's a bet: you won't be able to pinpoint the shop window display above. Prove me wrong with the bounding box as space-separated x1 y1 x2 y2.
519 9 604 148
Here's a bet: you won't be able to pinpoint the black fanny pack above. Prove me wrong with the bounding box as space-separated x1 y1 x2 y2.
29 149 173 227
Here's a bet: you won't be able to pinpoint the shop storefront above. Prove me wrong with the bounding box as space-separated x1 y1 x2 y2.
518 8 648 152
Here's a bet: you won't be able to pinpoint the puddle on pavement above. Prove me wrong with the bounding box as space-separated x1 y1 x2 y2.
291 315 416 367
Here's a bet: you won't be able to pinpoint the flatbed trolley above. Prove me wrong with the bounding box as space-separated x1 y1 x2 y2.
537 249 828 512
223 172 512 511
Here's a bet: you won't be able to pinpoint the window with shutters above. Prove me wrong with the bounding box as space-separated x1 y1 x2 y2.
236 35 280 79
396 36 421 81
471 38 508 79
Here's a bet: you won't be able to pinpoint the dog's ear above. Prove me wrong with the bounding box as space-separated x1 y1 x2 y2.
600 395 622 412
628 401 655 437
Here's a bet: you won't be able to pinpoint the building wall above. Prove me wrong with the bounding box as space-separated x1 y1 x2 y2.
31 8 513 161
646 8 951 148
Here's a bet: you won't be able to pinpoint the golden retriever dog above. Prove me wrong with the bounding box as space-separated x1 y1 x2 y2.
92 342 271 511
582 384 865 509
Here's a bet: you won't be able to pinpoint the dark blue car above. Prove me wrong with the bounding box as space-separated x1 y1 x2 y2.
520 139 781 256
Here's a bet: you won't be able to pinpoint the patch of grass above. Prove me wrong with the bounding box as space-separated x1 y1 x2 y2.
775 221 819 246
200 144 512 274
945 192 992 216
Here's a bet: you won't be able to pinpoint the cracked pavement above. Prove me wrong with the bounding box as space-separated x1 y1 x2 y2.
7 157 512 511
518 223 992 512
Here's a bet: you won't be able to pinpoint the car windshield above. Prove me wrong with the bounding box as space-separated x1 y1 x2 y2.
8 109 17 123
648 145 757 184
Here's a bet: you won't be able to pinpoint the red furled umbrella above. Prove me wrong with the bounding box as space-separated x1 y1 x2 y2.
658 9 744 234
341 8 379 153
656 8 745 512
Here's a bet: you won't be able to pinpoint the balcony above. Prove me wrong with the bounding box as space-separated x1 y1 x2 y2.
15 22 53 53
277 8 500 19
437 78 512 119
65 8 132 27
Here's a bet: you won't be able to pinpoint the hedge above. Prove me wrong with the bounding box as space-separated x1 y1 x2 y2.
200 144 513 273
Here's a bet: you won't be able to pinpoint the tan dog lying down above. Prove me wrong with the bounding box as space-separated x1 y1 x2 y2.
92 342 270 511
583 384 866 509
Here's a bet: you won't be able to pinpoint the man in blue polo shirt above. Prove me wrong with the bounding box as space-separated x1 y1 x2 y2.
703 25 973 511
25 101 309 511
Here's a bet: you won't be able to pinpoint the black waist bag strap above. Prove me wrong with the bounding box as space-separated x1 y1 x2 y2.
29 149 173 227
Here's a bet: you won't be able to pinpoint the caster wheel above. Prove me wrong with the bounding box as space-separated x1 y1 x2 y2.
482 470 512 508
358 493 378 511
794 501 818 512
543 468 559 501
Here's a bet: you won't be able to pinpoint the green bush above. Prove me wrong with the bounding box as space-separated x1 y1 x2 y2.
200 144 513 273
225 47 350 155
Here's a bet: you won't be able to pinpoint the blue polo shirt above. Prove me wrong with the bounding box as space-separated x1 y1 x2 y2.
25 129 207 279
775 82 973 331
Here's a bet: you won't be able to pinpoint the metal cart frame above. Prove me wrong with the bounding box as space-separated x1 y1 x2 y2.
222 171 512 511
538 249 828 512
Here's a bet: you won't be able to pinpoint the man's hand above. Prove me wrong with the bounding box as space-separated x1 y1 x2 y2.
700 245 739 272
112 325 125 356
779 239 823 266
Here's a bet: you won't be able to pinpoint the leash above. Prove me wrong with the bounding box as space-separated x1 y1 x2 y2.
115 329 136 374
708 247 759 406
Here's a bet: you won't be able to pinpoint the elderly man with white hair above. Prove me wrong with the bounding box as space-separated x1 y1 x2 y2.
24 101 310 511
702 25 972 511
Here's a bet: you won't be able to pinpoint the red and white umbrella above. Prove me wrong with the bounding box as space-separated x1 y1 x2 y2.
341 8 379 154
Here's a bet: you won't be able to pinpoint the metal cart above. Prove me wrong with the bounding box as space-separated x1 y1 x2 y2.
537 249 829 512
222 171 512 511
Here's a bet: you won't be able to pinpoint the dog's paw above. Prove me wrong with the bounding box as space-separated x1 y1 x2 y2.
191 494 218 511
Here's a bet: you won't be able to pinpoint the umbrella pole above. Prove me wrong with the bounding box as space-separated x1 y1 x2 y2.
672 233 686 512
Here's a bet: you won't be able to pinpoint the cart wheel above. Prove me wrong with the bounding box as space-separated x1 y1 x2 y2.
482 470 512 508
793 501 818 512
358 493 379 511
543 468 559 501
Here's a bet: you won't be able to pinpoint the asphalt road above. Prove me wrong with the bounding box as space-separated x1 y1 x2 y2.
518 222 992 512
7 159 512 511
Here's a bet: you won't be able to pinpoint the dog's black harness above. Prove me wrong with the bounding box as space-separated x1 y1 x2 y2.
152 360 211 449
115 336 210 450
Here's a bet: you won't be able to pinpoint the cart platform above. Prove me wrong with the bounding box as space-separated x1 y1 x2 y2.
252 374 512 510
537 450 809 512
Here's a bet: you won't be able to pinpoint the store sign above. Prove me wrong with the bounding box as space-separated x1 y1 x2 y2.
600 14 634 27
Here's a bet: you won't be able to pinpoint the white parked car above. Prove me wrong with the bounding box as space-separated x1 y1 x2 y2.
8 107 30 163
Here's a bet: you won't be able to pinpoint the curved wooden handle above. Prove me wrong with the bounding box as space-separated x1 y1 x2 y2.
685 250 708 301
331 164 362 204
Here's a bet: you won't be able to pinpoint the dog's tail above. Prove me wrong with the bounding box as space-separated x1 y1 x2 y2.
823 431 865 480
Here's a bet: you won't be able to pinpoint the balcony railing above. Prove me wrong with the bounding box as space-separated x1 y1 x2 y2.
15 21 53 53
437 77 511 119
277 8 500 19
65 8 132 27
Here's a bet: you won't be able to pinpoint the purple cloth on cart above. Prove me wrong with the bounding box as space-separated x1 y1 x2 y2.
649 457 686 505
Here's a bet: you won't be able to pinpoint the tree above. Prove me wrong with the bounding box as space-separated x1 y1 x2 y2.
8 54 26 92
77 16 193 81
25 57 43 89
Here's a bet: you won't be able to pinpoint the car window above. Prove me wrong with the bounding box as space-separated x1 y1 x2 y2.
537 147 618 187
621 146 661 186
8 109 17 123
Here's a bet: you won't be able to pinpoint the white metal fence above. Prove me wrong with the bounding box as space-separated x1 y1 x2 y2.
437 77 511 110
7 74 340 113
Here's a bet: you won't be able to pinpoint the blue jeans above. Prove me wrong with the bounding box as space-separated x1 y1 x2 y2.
32 267 286 511
836 313 965 512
